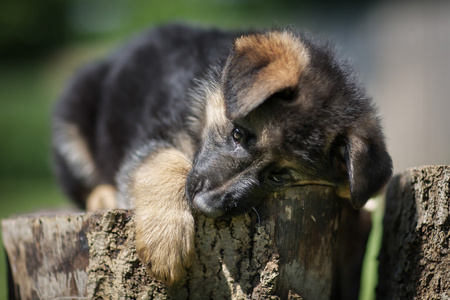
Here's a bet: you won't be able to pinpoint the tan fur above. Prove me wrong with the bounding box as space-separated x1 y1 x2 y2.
231 31 310 115
189 77 230 142
86 184 118 210
204 88 228 135
258 124 284 150
173 132 196 160
53 122 97 185
335 184 351 199
131 148 194 284
234 31 310 80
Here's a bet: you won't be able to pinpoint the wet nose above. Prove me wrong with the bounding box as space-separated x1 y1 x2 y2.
186 169 207 202
191 192 224 218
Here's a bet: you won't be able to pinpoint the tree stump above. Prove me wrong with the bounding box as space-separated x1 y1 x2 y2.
2 186 368 300
378 166 450 299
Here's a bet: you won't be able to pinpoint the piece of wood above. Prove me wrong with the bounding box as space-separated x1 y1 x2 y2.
378 166 450 299
2 186 367 299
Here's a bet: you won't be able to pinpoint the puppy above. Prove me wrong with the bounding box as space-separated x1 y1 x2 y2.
52 24 392 284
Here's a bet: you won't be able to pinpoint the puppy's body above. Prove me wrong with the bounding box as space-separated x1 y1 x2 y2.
53 25 239 206
53 24 392 283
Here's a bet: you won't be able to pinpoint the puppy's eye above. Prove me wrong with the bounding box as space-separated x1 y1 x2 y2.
231 127 244 144
269 175 285 183
267 170 292 186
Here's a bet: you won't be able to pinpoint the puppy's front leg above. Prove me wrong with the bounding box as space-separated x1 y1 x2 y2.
125 147 194 284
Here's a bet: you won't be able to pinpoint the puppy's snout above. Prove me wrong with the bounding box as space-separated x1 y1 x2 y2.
186 169 206 203
191 193 224 218
185 169 226 218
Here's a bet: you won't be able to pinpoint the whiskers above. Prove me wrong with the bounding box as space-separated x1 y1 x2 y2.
252 207 261 224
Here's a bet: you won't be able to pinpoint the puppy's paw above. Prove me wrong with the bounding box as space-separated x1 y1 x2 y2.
135 207 195 284
86 184 117 210
126 146 195 284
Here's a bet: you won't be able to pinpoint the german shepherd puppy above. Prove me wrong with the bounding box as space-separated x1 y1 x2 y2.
53 24 392 284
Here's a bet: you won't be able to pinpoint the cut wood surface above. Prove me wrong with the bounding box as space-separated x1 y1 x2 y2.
2 186 366 300
378 165 450 299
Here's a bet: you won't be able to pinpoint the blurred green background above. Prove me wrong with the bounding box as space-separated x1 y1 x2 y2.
1 0 449 299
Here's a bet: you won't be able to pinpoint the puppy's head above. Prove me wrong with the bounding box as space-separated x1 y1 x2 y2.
186 30 392 218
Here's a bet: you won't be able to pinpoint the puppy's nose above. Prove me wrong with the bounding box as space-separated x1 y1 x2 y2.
186 170 207 202
192 193 224 218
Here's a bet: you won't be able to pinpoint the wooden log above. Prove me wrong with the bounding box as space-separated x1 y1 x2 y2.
2 186 367 299
378 166 450 299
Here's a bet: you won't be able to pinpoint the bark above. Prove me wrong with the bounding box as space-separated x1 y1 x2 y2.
2 186 367 300
378 166 450 299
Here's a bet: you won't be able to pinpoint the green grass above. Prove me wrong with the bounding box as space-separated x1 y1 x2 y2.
359 197 385 300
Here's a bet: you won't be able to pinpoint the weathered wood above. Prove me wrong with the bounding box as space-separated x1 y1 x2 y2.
378 166 450 299
2 212 91 299
2 186 366 299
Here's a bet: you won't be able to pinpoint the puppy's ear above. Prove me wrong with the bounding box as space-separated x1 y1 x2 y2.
337 119 393 209
222 31 309 120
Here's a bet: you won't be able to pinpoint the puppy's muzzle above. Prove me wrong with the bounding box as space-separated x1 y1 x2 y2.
186 170 224 218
